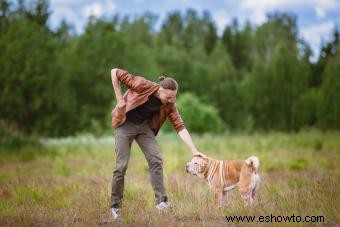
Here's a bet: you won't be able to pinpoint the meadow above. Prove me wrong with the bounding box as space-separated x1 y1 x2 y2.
0 130 339 226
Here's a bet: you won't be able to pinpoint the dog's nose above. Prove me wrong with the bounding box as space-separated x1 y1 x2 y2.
185 164 189 172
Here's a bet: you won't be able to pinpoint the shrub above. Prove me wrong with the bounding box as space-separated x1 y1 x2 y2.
162 93 224 134
0 120 40 153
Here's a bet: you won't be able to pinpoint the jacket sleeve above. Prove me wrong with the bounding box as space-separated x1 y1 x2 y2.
116 69 153 92
167 103 186 133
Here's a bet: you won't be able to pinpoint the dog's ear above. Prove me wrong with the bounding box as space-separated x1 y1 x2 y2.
194 153 207 158
193 153 209 162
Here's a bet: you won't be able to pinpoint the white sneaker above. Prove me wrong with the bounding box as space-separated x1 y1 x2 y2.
111 208 120 220
156 201 173 211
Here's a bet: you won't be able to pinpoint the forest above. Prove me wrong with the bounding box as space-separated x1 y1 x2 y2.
1 0 339 138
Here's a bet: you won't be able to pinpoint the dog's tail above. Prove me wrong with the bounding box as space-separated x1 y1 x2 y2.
245 156 260 173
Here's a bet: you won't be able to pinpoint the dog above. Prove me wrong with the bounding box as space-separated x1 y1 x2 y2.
185 155 260 206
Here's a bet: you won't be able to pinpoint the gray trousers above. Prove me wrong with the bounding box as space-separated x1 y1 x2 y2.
110 120 167 208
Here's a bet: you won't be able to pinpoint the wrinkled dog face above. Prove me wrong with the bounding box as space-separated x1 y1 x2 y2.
186 156 208 178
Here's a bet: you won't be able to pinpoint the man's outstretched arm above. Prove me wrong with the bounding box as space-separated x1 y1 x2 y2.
178 128 206 157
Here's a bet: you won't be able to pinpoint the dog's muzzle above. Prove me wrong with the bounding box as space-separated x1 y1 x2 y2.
185 164 189 173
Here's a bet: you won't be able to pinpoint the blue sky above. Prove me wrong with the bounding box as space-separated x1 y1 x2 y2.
49 0 340 61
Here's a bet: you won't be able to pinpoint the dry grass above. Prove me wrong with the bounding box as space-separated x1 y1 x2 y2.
0 130 339 226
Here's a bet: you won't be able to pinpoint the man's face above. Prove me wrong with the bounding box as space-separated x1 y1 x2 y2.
159 87 177 104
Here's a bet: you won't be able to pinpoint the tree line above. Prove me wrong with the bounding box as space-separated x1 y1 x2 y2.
0 0 339 136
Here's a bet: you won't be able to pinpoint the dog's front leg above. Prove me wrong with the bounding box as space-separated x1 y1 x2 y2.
214 187 223 207
222 190 229 207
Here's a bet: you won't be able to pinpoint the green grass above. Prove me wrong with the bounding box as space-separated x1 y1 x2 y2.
0 130 339 226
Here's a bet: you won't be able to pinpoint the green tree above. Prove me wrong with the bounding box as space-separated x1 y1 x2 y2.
243 42 309 130
118 14 158 76
222 19 254 71
294 89 322 128
202 11 217 55
120 12 158 47
155 44 193 88
66 19 123 131
254 12 298 63
158 11 183 47
311 27 339 87
25 0 50 27
0 0 10 33
206 41 244 129
319 51 340 128
0 19 66 135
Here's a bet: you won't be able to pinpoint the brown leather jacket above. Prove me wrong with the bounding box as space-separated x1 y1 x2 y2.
111 69 185 135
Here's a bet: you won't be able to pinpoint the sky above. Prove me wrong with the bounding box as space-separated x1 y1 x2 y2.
49 0 340 61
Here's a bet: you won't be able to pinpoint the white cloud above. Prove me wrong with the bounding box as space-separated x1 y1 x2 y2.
239 0 339 24
132 0 145 3
50 0 117 33
50 0 71 5
51 7 78 21
240 0 339 10
50 0 83 7
82 1 117 18
105 1 117 12
301 21 334 41
301 21 335 57
214 11 231 34
49 4 83 32
83 2 103 17
315 6 326 18
314 0 339 10
313 0 339 20
239 0 289 24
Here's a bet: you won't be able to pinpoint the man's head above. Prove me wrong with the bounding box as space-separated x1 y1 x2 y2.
158 76 178 104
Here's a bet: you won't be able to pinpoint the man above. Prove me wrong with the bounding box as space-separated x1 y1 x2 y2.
110 68 204 219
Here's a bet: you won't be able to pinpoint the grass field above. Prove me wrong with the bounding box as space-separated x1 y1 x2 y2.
0 130 339 226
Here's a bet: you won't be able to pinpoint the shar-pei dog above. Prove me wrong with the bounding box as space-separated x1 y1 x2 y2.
186 154 260 206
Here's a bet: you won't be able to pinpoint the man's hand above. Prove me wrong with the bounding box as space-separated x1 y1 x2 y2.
111 68 118 76
117 98 126 108
178 128 207 158
192 150 207 158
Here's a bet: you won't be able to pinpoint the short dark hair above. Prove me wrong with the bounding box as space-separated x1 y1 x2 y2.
159 76 178 90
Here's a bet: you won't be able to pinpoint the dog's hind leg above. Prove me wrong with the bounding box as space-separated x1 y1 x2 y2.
239 187 252 206
251 174 260 202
